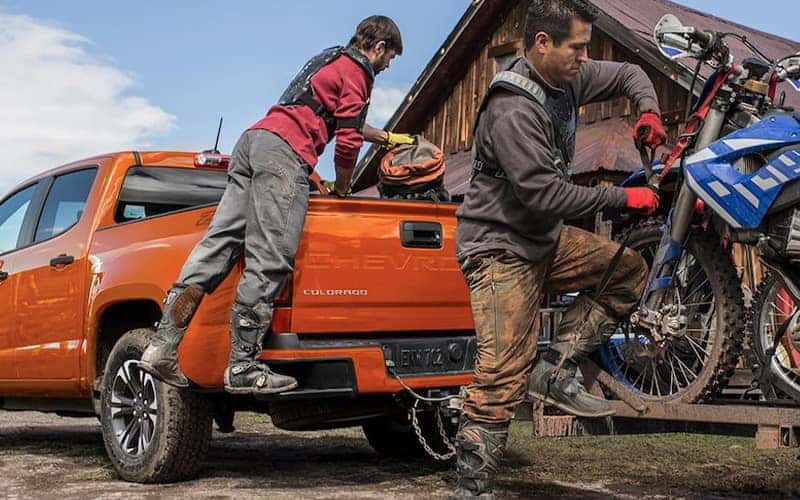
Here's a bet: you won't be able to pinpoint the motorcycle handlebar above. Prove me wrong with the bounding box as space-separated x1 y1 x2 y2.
690 29 715 50
660 27 716 58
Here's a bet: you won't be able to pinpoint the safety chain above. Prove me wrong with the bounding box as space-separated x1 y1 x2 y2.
388 365 456 402
387 363 459 461
410 399 456 461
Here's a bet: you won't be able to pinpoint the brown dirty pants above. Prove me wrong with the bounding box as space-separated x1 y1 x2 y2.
460 225 648 423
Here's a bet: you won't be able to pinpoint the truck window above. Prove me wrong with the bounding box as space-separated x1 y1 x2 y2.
0 184 37 254
34 168 97 243
115 166 227 223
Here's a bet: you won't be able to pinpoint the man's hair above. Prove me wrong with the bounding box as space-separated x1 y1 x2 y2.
348 15 403 56
524 0 598 49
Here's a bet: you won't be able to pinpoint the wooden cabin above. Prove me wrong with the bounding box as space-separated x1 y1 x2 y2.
353 0 800 294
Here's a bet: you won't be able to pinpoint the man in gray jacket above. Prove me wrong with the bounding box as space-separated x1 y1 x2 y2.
454 0 665 497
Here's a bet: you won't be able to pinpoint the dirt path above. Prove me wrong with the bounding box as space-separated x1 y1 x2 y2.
0 411 797 499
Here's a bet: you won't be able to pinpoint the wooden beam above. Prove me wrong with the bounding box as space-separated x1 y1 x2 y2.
487 39 522 59
609 401 800 426
601 37 614 120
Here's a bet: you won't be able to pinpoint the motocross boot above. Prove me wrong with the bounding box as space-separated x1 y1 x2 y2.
527 296 617 418
224 302 298 395
453 417 509 499
139 284 204 388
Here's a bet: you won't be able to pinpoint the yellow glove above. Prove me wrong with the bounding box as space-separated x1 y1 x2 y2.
385 132 416 149
323 180 351 197
330 187 352 198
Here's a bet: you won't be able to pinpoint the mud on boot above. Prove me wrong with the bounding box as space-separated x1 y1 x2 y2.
526 295 616 418
139 284 204 388
454 418 509 499
224 302 298 395
527 349 613 418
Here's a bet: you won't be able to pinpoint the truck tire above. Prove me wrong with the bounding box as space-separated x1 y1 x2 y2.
362 411 456 459
99 328 212 483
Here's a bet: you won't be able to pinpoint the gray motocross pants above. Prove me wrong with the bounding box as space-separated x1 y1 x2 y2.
177 129 310 315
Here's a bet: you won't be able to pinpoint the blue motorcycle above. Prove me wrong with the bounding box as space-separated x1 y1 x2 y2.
598 14 800 404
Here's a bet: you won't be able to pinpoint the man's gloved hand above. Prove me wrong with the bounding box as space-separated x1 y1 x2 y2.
633 111 667 149
385 132 416 149
624 187 660 215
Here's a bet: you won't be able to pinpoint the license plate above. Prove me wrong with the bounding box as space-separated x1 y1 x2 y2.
381 337 476 376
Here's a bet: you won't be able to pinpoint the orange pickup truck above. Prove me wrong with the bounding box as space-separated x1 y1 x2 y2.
0 151 476 482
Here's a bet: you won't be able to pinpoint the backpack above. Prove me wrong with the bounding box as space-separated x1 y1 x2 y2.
378 137 451 202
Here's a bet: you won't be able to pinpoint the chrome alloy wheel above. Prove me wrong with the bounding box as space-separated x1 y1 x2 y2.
110 360 159 456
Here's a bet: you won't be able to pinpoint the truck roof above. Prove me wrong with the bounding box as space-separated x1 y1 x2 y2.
9 151 206 191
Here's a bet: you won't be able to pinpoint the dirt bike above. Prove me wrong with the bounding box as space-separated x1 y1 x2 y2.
596 14 800 404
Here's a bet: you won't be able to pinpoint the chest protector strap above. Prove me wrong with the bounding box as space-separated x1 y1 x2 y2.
279 46 374 135
471 71 549 181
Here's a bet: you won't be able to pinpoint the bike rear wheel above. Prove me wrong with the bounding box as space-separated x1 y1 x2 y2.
749 273 800 403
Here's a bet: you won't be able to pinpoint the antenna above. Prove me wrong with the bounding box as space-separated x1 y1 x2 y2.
213 116 224 154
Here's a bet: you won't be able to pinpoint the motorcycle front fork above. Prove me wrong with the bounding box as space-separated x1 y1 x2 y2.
632 190 694 339
632 108 726 337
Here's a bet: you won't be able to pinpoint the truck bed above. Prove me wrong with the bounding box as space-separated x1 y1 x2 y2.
91 194 474 390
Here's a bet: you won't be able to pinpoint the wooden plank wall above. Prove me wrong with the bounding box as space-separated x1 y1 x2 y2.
423 1 528 154
421 1 690 156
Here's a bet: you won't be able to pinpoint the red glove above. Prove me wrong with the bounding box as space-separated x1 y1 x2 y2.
633 111 667 149
624 187 660 215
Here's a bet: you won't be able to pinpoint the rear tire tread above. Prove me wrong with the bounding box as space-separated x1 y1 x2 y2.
100 328 212 483
747 274 800 402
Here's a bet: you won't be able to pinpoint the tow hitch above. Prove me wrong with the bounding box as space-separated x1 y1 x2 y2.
387 360 463 461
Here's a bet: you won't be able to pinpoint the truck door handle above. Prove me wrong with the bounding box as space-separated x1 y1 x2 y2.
401 221 443 249
0 271 7 282
50 254 75 267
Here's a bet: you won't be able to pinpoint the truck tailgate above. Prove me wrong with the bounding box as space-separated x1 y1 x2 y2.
290 197 471 333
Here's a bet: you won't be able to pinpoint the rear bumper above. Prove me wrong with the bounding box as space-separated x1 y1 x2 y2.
259 333 475 398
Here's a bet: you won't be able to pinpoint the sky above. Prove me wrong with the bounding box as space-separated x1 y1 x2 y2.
0 1 798 195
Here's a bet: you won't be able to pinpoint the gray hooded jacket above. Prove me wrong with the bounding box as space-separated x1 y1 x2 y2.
456 57 660 263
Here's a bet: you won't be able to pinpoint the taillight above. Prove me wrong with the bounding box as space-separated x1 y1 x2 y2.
194 152 230 169
275 274 293 306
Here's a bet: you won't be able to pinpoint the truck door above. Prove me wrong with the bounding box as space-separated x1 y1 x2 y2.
0 182 42 381
14 167 97 384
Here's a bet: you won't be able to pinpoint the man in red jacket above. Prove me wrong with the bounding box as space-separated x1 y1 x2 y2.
140 16 412 394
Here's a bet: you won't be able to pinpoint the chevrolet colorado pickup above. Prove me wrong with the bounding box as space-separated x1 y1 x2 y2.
0 151 475 482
